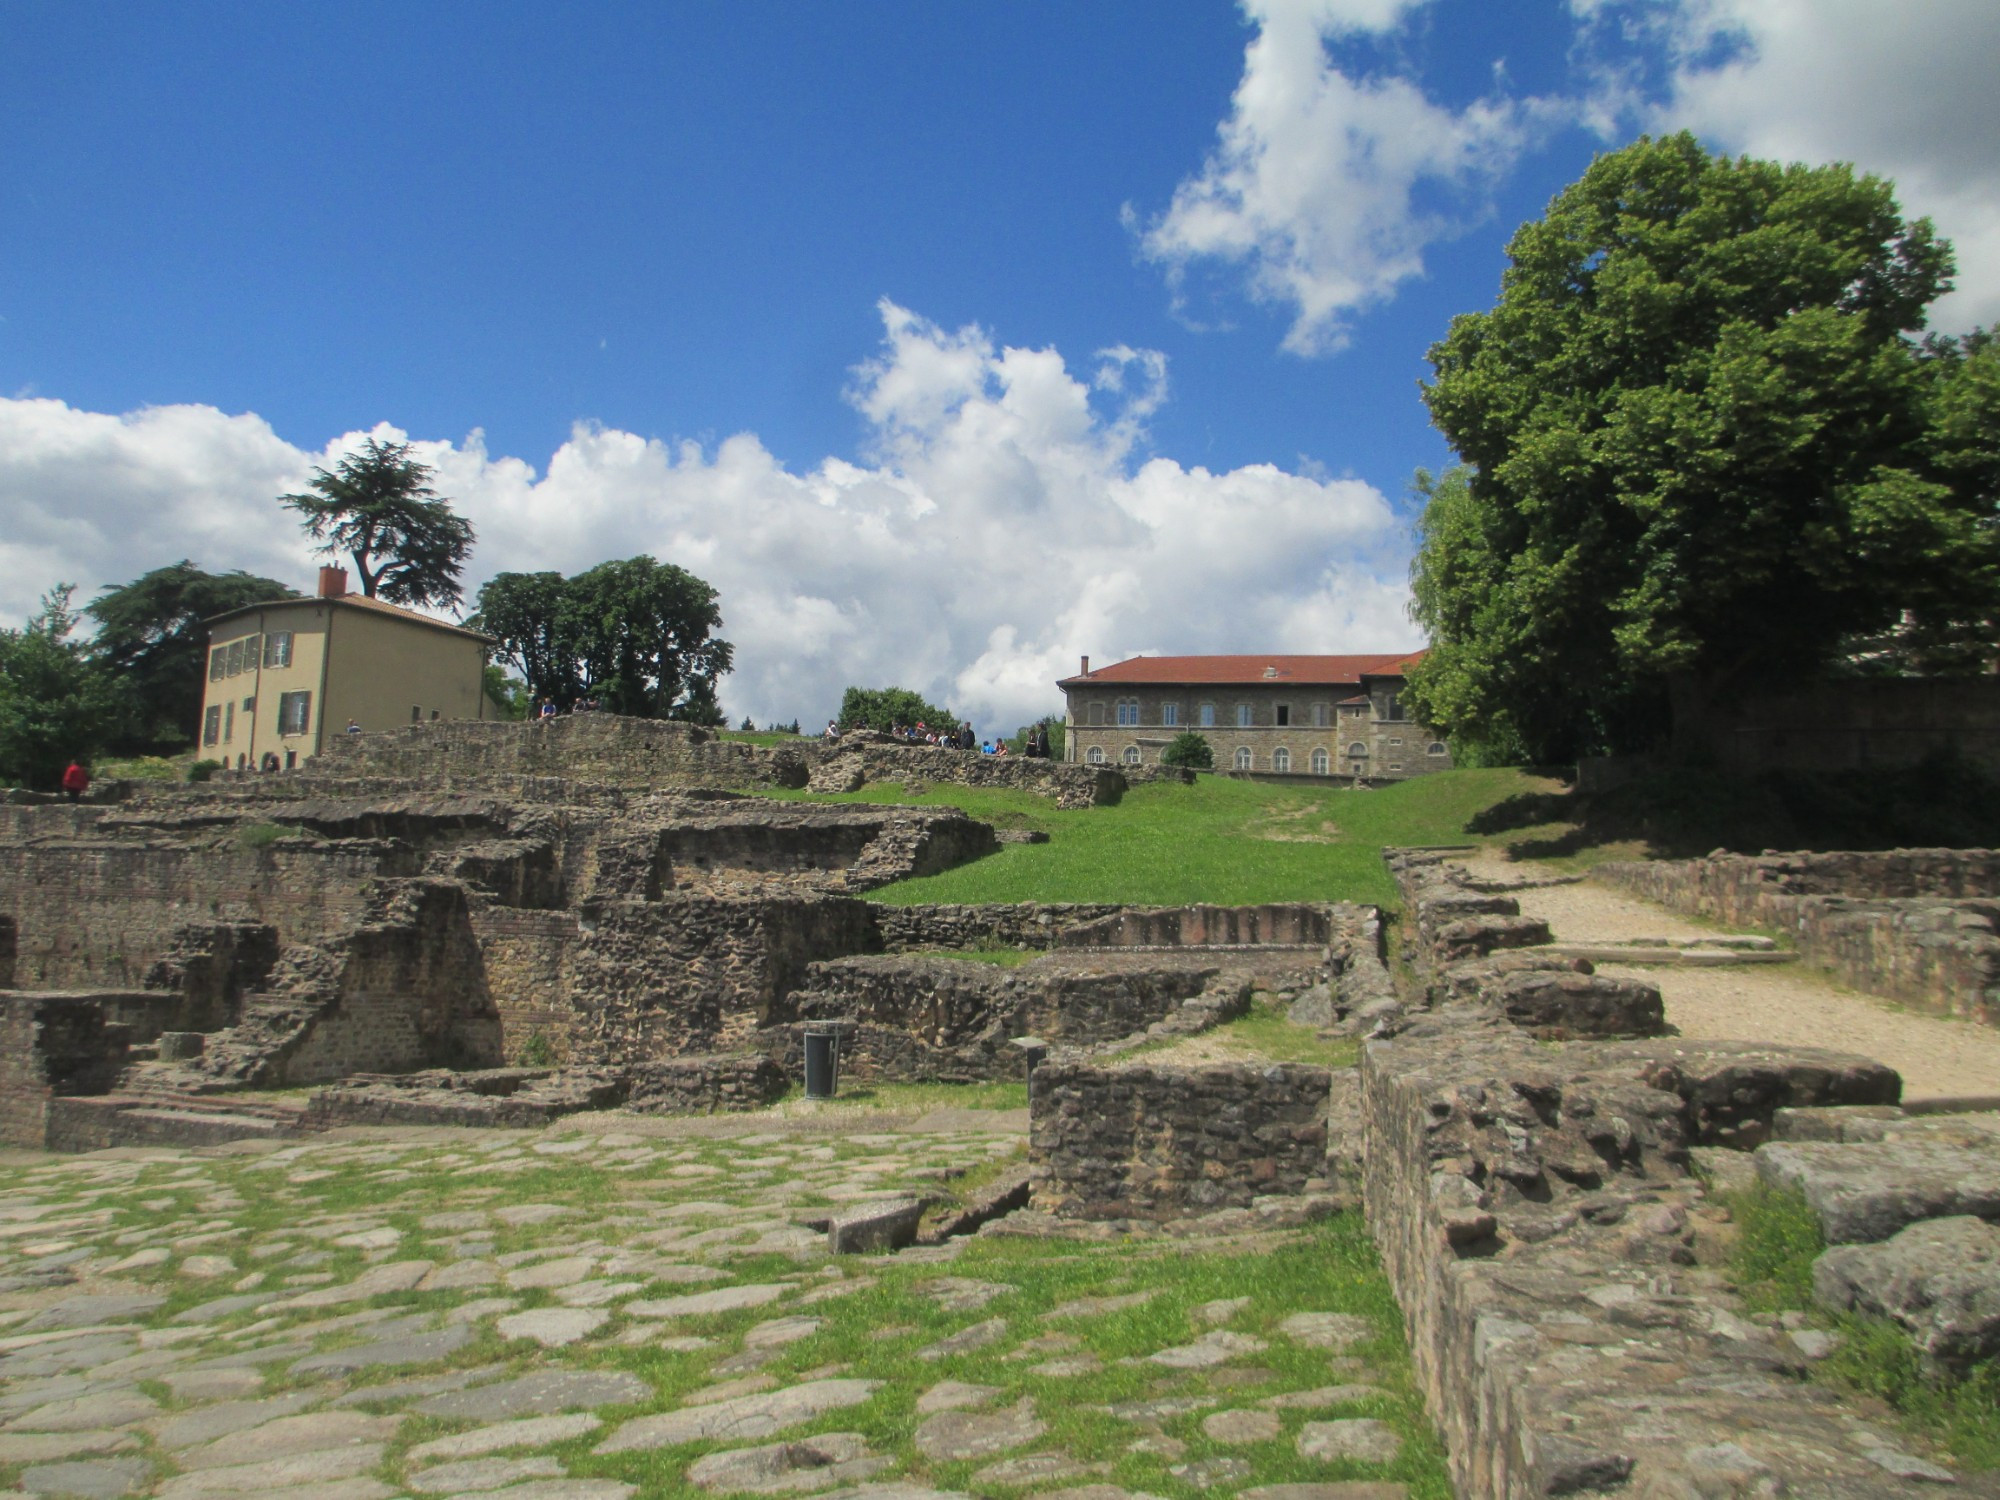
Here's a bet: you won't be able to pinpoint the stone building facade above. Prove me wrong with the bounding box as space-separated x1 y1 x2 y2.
1057 653 1454 779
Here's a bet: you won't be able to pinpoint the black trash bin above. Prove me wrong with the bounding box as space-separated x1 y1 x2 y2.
803 1026 840 1099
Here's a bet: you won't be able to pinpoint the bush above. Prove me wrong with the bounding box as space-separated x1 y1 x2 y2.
1160 731 1215 769
187 759 224 782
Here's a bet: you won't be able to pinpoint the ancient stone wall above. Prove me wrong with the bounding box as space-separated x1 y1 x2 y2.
872 903 1130 952
1600 851 2000 1026
1028 1060 1332 1218
0 994 129 1148
0 839 400 990
1056 903 1332 949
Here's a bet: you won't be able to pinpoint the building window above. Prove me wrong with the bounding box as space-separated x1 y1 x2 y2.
1348 741 1368 757
264 632 293 668
1122 745 1141 765
1199 702 1215 727
412 705 423 723
1161 703 1179 727
1312 703 1330 727
241 634 260 668
1234 746 1253 770
1312 748 1330 775
1088 702 1105 726
1388 737 1403 747
1428 742 1448 756
1086 745 1106 765
1389 763 1403 772
1275 704 1290 727
278 690 312 737
223 640 243 677
209 648 227 681
1381 692 1403 721
1236 703 1253 728
1272 747 1290 772
242 696 255 716
1116 699 1140 727
202 705 222 746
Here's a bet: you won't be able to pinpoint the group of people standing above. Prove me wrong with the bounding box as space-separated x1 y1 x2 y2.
820 719 1057 758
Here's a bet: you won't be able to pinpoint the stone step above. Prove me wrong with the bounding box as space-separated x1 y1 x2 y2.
1544 943 1796 967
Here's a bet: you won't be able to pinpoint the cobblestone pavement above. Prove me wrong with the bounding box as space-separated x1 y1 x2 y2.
0 1111 1446 1500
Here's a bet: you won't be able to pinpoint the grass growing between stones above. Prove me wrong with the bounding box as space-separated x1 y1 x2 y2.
769 768 1549 907
0 1108 1450 1500
1122 996 1358 1068
1726 1182 2000 1470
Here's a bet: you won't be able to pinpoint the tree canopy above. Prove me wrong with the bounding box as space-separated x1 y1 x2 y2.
837 686 957 733
87 561 298 753
1160 730 1214 769
280 438 475 611
471 557 733 722
0 586 125 789
1407 132 2000 762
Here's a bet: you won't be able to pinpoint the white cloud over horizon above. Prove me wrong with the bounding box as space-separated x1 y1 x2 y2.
0 301 1418 734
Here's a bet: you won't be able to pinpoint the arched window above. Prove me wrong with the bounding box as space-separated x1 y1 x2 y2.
1199 702 1215 727
1122 745 1142 765
1236 703 1253 728
1348 742 1368 757
1086 745 1107 764
1088 702 1105 726
1234 746 1253 770
1116 699 1140 726
1311 748 1330 775
1272 747 1291 773
1428 742 1448 756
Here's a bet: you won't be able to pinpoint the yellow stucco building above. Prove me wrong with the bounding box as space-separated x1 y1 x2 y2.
196 567 493 770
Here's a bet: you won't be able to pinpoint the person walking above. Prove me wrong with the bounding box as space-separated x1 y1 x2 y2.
61 760 89 804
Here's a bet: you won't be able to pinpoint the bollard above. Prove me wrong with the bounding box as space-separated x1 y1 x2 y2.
803 1026 840 1099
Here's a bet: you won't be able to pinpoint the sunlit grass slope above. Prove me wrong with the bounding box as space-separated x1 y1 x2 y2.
768 767 1551 907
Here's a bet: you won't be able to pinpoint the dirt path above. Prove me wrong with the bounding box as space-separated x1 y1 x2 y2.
1458 854 2000 1103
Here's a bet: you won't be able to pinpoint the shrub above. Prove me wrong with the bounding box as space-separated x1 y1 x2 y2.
1160 731 1215 770
187 759 224 782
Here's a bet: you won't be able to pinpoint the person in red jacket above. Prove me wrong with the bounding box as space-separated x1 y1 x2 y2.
61 761 89 804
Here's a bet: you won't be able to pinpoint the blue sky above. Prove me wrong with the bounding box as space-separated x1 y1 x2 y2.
4 1 1998 731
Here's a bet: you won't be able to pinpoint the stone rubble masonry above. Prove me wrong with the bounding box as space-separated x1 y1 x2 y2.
1600 849 2000 1026
1056 903 1332 949
762 956 1217 1084
1029 1060 1333 1219
304 713 1149 807
1360 844 1983 1494
0 993 129 1149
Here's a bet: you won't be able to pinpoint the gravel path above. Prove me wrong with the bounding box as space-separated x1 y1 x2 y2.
1457 854 2000 1102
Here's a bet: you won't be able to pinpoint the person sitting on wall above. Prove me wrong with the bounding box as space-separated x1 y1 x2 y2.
538 698 558 719
345 718 362 734
823 720 840 742
61 760 89 803
261 751 281 773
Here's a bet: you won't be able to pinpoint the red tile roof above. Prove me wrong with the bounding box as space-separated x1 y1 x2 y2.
1058 652 1424 688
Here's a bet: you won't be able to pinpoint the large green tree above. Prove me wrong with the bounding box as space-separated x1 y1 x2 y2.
1409 132 2000 762
0 586 126 790
836 686 956 733
86 561 299 753
280 437 475 611
470 557 733 722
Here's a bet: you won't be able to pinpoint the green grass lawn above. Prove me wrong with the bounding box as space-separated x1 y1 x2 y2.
769 767 1551 907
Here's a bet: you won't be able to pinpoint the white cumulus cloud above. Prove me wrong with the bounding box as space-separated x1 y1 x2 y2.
0 301 1418 734
1137 0 1539 354
1645 0 2000 331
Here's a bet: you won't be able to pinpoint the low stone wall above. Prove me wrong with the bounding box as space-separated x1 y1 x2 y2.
765 955 1214 1082
1028 1060 1332 1219
0 993 129 1148
625 1054 790 1114
1358 1019 1926 1497
874 903 1130 952
1600 852 2000 1026
304 1067 629 1128
1056 903 1332 949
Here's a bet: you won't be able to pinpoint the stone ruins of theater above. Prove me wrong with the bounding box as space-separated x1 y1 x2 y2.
3 712 1997 1497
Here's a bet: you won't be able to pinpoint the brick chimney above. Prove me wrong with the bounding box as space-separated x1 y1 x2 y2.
1080 655 1090 676
318 565 348 599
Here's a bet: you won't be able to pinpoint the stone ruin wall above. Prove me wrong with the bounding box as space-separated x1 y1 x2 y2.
1600 847 2000 1027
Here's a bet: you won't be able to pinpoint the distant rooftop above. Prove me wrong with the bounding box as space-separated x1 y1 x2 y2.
1058 652 1423 688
